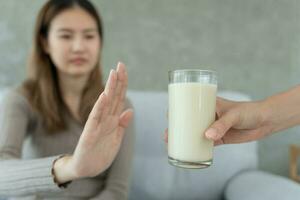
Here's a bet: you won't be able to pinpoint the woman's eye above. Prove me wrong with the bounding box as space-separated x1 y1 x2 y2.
59 35 72 39
85 35 95 40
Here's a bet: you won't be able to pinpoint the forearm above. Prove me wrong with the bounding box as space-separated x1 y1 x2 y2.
0 156 64 196
262 85 300 133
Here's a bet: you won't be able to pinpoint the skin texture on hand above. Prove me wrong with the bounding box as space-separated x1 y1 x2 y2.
53 62 133 184
204 97 270 145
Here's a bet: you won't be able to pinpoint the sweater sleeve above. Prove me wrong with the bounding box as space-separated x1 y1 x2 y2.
90 98 135 200
0 90 63 197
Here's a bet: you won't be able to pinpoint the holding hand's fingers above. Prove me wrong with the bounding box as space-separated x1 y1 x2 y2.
164 129 168 143
205 97 271 145
213 126 270 146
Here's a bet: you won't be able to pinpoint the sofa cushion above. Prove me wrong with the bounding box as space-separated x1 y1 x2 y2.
127 90 258 200
224 170 300 200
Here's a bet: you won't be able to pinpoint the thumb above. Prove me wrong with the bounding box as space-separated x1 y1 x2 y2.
119 109 134 128
205 112 238 141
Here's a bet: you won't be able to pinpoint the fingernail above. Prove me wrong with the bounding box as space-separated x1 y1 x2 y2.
205 128 218 140
127 108 134 114
117 62 124 69
117 62 121 70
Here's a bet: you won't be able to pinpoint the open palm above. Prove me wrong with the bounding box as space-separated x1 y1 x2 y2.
71 62 133 178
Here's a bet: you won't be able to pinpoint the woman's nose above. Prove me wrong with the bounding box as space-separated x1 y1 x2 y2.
72 37 85 53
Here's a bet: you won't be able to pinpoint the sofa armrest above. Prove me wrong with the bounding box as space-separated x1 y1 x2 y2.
225 170 300 200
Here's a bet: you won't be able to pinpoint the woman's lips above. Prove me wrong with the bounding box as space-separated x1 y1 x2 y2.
70 58 87 65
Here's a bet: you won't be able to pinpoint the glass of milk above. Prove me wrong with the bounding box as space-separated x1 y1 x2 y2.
168 69 217 169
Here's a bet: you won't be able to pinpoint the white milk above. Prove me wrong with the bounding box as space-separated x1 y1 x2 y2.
168 82 217 162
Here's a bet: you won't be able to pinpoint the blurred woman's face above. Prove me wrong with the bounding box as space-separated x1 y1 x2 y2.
46 7 101 78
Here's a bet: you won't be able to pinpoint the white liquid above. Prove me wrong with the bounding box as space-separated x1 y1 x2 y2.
168 83 217 162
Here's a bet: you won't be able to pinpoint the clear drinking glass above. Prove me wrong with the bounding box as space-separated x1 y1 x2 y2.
168 69 217 169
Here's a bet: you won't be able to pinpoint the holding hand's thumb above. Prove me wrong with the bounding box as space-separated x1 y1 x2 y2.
205 112 237 141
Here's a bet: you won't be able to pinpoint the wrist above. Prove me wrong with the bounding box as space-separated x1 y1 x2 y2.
260 95 285 133
258 99 272 126
53 155 79 184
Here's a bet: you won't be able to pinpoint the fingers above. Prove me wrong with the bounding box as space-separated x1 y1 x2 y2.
119 109 134 128
114 64 128 115
214 139 224 146
102 69 117 118
221 131 255 144
111 62 127 115
88 93 107 122
104 69 117 98
213 128 264 146
205 111 239 141
214 127 266 145
164 128 168 143
215 97 238 120
164 110 168 143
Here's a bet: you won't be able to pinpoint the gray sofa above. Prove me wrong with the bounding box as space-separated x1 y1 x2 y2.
127 90 300 200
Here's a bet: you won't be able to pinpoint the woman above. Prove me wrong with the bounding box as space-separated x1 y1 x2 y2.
0 0 134 199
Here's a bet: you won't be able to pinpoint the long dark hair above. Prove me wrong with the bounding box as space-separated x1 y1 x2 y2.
22 0 104 132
